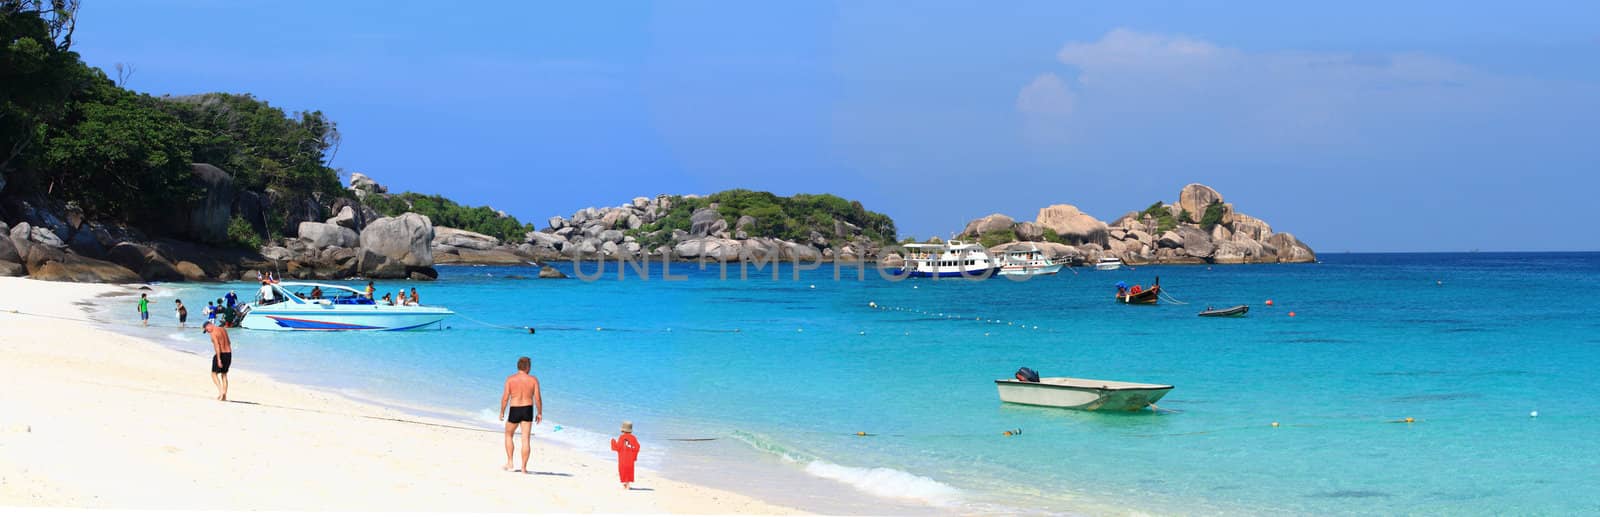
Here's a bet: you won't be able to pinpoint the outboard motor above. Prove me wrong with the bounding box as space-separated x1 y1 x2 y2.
1015 367 1040 382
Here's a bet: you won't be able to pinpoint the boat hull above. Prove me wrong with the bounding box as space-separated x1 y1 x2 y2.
239 306 453 331
1116 287 1160 304
1198 305 1250 317
998 263 1062 277
995 378 1172 411
892 266 1003 279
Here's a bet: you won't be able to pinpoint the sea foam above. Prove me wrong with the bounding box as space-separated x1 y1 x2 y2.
731 430 962 507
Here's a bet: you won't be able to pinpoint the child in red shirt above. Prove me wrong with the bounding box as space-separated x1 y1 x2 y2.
610 421 641 489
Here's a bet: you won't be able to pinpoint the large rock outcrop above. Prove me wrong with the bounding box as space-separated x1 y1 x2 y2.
689 207 726 237
1035 204 1109 246
0 221 20 264
28 254 141 283
356 213 435 278
1177 183 1223 222
961 213 1015 237
349 172 387 199
298 221 359 249
186 164 235 244
433 227 500 251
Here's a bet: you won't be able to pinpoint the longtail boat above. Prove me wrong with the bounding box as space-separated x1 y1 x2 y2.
1115 276 1161 304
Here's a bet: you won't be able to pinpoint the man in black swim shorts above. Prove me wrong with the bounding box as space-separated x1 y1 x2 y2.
203 322 233 401
500 356 543 473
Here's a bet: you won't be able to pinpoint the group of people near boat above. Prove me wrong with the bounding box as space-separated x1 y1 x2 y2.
359 280 422 306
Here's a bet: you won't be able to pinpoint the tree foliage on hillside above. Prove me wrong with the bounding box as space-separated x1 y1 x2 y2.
3 4 348 234
158 93 344 197
1 0 83 183
1139 201 1178 233
631 189 897 249
365 192 533 242
40 78 198 223
0 4 545 247
1198 200 1226 230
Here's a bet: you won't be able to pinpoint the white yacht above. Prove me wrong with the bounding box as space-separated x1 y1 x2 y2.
891 241 1002 278
1094 257 1124 271
997 244 1062 277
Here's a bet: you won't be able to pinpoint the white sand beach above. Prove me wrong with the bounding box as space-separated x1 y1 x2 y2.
0 277 798 514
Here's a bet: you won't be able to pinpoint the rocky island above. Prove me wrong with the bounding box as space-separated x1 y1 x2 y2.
953 183 1316 265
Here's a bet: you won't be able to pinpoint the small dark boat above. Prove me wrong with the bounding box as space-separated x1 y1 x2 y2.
1115 277 1161 305
1197 305 1249 317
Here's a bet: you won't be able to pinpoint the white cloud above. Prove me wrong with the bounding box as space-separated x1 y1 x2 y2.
1015 73 1075 117
1018 28 1525 149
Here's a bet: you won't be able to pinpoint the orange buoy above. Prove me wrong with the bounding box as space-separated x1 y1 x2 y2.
1288 311 1297 317
1265 300 1274 306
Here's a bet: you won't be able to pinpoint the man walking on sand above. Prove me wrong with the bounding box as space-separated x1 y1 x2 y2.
499 356 542 473
202 322 233 401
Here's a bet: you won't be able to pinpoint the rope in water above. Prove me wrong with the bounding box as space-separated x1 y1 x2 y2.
1159 290 1191 305
865 302 1057 333
450 311 535 332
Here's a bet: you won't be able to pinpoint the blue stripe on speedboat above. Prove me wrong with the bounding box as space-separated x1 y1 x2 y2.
266 316 383 330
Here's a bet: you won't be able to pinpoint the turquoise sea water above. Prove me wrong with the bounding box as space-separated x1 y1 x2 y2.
133 253 1600 515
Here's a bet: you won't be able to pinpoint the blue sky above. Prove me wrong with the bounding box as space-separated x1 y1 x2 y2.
74 1 1598 251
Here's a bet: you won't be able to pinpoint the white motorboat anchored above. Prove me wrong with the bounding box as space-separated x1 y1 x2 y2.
237 282 453 331
997 244 1062 277
1094 257 1124 271
891 240 1002 278
996 375 1172 411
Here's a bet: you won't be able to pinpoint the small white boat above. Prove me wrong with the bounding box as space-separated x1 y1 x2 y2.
891 240 1002 278
995 377 1172 411
1094 257 1124 271
997 244 1062 277
237 282 453 331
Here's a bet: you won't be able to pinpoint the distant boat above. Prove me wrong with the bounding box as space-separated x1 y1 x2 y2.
1197 305 1249 317
1095 257 1123 271
891 240 1003 278
996 376 1173 411
997 244 1062 277
1115 277 1160 304
238 282 453 331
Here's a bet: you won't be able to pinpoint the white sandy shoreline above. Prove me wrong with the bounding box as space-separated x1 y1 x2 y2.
0 277 802 514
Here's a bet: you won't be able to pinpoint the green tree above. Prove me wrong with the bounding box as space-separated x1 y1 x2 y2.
0 1 85 185
1198 200 1226 230
38 77 197 226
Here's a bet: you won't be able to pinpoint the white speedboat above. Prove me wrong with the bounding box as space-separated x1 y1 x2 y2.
1094 257 1124 271
891 241 1002 278
997 244 1062 277
995 376 1172 411
237 282 453 331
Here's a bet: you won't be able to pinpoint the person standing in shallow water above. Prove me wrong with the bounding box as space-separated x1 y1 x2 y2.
202 322 233 401
137 293 150 327
174 299 188 328
499 356 542 473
